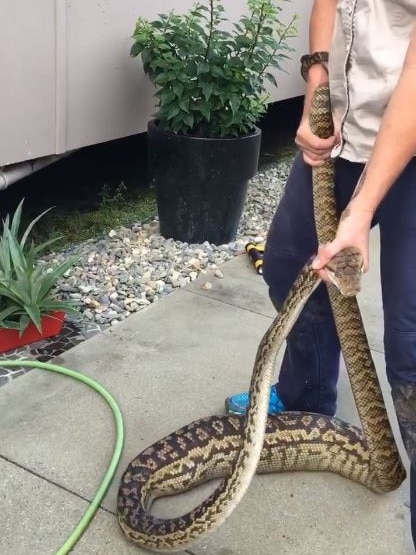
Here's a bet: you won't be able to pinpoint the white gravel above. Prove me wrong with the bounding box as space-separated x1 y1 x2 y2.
40 158 292 328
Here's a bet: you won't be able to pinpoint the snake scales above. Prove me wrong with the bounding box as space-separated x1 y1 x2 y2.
117 84 406 551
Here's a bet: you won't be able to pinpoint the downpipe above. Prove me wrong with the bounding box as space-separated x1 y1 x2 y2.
0 152 74 190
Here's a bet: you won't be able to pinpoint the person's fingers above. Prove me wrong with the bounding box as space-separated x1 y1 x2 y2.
311 241 344 270
314 267 331 282
312 242 370 273
295 120 338 153
302 152 326 167
295 134 336 156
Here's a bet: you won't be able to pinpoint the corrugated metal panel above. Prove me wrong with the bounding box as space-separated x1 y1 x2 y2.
0 0 56 165
0 0 310 166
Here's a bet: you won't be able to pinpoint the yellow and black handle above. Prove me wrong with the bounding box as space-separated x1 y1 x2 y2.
245 242 265 275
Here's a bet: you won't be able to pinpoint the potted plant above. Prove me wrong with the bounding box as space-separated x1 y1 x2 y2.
0 200 79 353
130 0 297 244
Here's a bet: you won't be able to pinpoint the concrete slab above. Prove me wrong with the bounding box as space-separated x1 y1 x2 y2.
185 254 276 318
186 228 384 354
0 457 161 555
357 227 384 354
0 228 412 554
0 291 274 510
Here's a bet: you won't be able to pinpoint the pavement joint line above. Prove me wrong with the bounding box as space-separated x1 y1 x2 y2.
181 286 275 320
369 346 385 355
181 288 385 355
1 453 212 553
0 453 114 516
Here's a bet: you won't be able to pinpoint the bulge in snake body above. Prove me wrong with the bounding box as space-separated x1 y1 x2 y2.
117 411 374 548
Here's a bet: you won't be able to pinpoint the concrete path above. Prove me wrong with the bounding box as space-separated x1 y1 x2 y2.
0 229 413 555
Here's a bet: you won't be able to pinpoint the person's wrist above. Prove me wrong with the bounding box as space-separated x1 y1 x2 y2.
301 66 329 121
344 197 375 224
300 51 329 81
307 63 329 85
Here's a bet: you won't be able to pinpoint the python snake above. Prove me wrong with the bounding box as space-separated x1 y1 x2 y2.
117 84 406 551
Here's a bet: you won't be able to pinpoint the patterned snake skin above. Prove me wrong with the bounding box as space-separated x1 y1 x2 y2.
116 84 406 552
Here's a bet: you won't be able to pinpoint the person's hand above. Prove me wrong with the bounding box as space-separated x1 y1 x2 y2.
311 202 373 282
295 116 339 167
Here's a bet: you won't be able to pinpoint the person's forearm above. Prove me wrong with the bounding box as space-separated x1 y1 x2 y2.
303 0 337 114
350 24 416 216
309 0 337 54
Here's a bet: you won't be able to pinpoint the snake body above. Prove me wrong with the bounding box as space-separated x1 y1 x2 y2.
117 84 406 551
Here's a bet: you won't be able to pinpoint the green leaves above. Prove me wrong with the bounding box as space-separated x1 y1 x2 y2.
0 200 79 334
130 0 298 137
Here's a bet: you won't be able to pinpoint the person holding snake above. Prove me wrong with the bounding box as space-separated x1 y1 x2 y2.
225 0 416 548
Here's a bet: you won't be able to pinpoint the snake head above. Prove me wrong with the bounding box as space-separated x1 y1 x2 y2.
324 247 364 297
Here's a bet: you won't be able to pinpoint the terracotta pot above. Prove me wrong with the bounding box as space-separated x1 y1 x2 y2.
0 311 65 354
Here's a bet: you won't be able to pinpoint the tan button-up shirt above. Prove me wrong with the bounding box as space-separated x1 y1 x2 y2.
329 0 416 162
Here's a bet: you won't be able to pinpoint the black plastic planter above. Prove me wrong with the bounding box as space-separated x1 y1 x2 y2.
148 120 261 244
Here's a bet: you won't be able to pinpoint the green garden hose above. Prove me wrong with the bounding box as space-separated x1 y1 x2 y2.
1 359 124 555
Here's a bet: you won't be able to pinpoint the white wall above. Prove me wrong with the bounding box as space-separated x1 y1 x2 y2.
0 0 311 167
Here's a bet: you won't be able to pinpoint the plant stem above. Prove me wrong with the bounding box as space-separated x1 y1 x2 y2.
234 10 255 57
258 15 297 77
204 0 215 61
245 2 266 63
161 12 178 59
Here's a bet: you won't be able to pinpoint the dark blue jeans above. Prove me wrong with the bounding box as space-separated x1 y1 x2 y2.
263 153 416 549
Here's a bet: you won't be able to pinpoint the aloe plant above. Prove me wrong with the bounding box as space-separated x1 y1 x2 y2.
0 200 79 334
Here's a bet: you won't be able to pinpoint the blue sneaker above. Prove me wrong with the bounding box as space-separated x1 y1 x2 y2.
225 387 285 415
